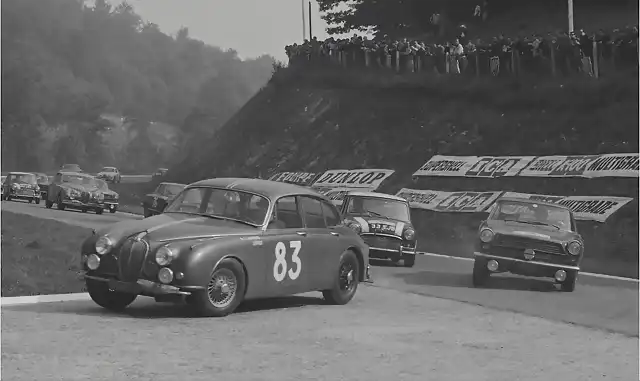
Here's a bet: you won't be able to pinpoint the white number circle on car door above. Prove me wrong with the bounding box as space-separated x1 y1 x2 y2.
273 240 302 282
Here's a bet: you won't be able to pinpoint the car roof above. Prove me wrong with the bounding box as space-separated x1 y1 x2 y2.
7 172 35 175
190 178 323 199
497 196 572 211
103 166 116 169
160 182 186 187
58 171 92 177
346 191 408 202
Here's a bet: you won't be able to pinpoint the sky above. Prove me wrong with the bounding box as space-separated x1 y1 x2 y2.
123 0 333 61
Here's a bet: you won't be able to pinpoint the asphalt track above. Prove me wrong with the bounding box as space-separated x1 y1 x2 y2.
3 200 638 337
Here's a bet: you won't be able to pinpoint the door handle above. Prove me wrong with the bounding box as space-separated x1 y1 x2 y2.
330 231 340 236
296 231 307 236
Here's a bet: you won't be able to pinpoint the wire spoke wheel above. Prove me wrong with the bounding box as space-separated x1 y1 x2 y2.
207 269 238 308
339 261 356 292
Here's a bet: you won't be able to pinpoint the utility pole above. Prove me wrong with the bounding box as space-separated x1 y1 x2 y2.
568 0 574 33
308 1 313 39
301 0 306 40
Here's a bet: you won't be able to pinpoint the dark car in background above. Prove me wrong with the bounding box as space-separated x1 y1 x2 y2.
1 172 41 204
96 178 119 213
80 178 370 317
46 171 104 214
472 197 584 292
141 182 185 217
341 191 417 267
34 172 50 199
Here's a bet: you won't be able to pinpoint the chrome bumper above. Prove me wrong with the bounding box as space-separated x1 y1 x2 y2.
473 252 580 271
64 198 101 208
84 274 191 296
369 246 416 255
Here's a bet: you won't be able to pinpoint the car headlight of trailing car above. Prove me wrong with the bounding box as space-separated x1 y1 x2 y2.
403 227 416 241
95 235 114 255
567 241 582 256
155 246 177 266
346 221 362 234
114 193 119 200
479 228 494 243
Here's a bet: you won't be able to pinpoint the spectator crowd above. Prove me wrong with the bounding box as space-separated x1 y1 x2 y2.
285 25 639 78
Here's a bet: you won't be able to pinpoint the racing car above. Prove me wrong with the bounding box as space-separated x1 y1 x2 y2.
80 178 371 317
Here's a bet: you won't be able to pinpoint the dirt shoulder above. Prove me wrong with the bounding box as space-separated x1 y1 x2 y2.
1 210 90 297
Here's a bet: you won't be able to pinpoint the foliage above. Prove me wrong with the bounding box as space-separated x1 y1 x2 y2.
1 0 274 173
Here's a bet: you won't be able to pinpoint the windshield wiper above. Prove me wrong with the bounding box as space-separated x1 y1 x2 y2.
364 209 388 219
506 219 561 230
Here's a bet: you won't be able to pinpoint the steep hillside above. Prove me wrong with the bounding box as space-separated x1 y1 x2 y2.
169 65 639 277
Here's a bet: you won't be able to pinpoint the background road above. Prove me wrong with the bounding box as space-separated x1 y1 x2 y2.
46 174 152 183
4 200 638 336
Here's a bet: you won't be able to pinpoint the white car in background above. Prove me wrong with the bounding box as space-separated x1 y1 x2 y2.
96 167 121 183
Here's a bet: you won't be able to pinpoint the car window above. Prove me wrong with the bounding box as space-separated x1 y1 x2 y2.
299 196 326 229
155 184 165 195
271 196 303 229
165 184 184 197
321 201 341 227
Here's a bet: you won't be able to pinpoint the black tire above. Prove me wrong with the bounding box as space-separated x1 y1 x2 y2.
45 199 53 208
95 208 103 215
143 208 152 218
560 270 577 292
6 194 12 201
110 208 117 214
81 208 88 213
35 198 40 205
28 198 33 204
86 279 137 312
56 194 65 210
323 250 360 305
403 254 416 268
472 258 490 287
187 258 246 317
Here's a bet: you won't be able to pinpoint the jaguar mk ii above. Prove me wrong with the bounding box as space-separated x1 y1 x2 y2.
473 197 584 291
81 178 371 317
341 192 417 267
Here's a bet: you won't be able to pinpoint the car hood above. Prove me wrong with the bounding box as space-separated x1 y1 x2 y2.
97 172 113 176
345 214 413 236
11 181 38 187
486 220 581 243
100 212 259 244
101 190 118 196
61 183 99 192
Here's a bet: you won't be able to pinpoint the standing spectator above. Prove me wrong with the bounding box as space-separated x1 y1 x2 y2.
451 38 464 74
579 29 594 76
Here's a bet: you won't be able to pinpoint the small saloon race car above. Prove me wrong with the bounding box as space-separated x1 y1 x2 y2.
472 197 584 292
1 172 41 204
46 171 105 214
96 178 119 213
81 178 371 317
96 166 121 183
341 191 417 267
141 182 186 217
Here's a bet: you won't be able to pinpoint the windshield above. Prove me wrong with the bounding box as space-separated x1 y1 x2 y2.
62 174 96 187
345 196 411 221
95 179 109 191
9 174 37 184
156 184 184 197
102 167 115 172
165 187 269 227
36 174 49 184
490 200 574 231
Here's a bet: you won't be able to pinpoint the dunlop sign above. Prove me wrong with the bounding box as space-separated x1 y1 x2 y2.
312 169 395 190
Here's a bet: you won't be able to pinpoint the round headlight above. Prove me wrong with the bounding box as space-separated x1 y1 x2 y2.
348 222 362 234
479 228 494 243
403 228 416 241
567 241 582 256
158 267 174 284
86 254 101 270
155 246 176 266
95 236 114 255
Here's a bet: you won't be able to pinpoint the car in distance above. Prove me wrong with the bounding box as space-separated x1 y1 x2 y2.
96 166 122 183
472 197 584 292
46 171 104 214
1 172 41 204
34 172 50 200
341 191 417 267
141 182 186 217
80 178 371 317
96 178 119 213
151 167 168 180
60 163 82 172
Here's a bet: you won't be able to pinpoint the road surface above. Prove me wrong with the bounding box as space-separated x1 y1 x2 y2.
3 200 638 336
46 174 152 183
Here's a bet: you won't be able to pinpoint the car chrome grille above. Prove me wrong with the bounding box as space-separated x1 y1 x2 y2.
362 234 401 250
118 236 150 282
493 235 565 255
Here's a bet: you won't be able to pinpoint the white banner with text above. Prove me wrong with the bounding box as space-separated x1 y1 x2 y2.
312 169 395 190
268 171 319 186
396 188 503 213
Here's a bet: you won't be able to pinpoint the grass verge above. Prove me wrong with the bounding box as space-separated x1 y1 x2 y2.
1 211 89 297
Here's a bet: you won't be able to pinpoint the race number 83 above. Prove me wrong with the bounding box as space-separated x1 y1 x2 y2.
273 241 302 282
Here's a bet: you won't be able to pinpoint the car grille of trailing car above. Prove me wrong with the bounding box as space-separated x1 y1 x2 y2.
118 236 150 282
362 234 401 250
493 234 565 255
103 193 116 201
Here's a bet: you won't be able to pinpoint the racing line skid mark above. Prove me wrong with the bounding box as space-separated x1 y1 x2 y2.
416 251 640 283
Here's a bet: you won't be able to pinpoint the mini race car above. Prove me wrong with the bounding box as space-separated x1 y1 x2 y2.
1 172 41 204
141 182 186 217
472 197 584 292
341 191 417 267
80 178 371 317
96 167 122 183
46 171 105 214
